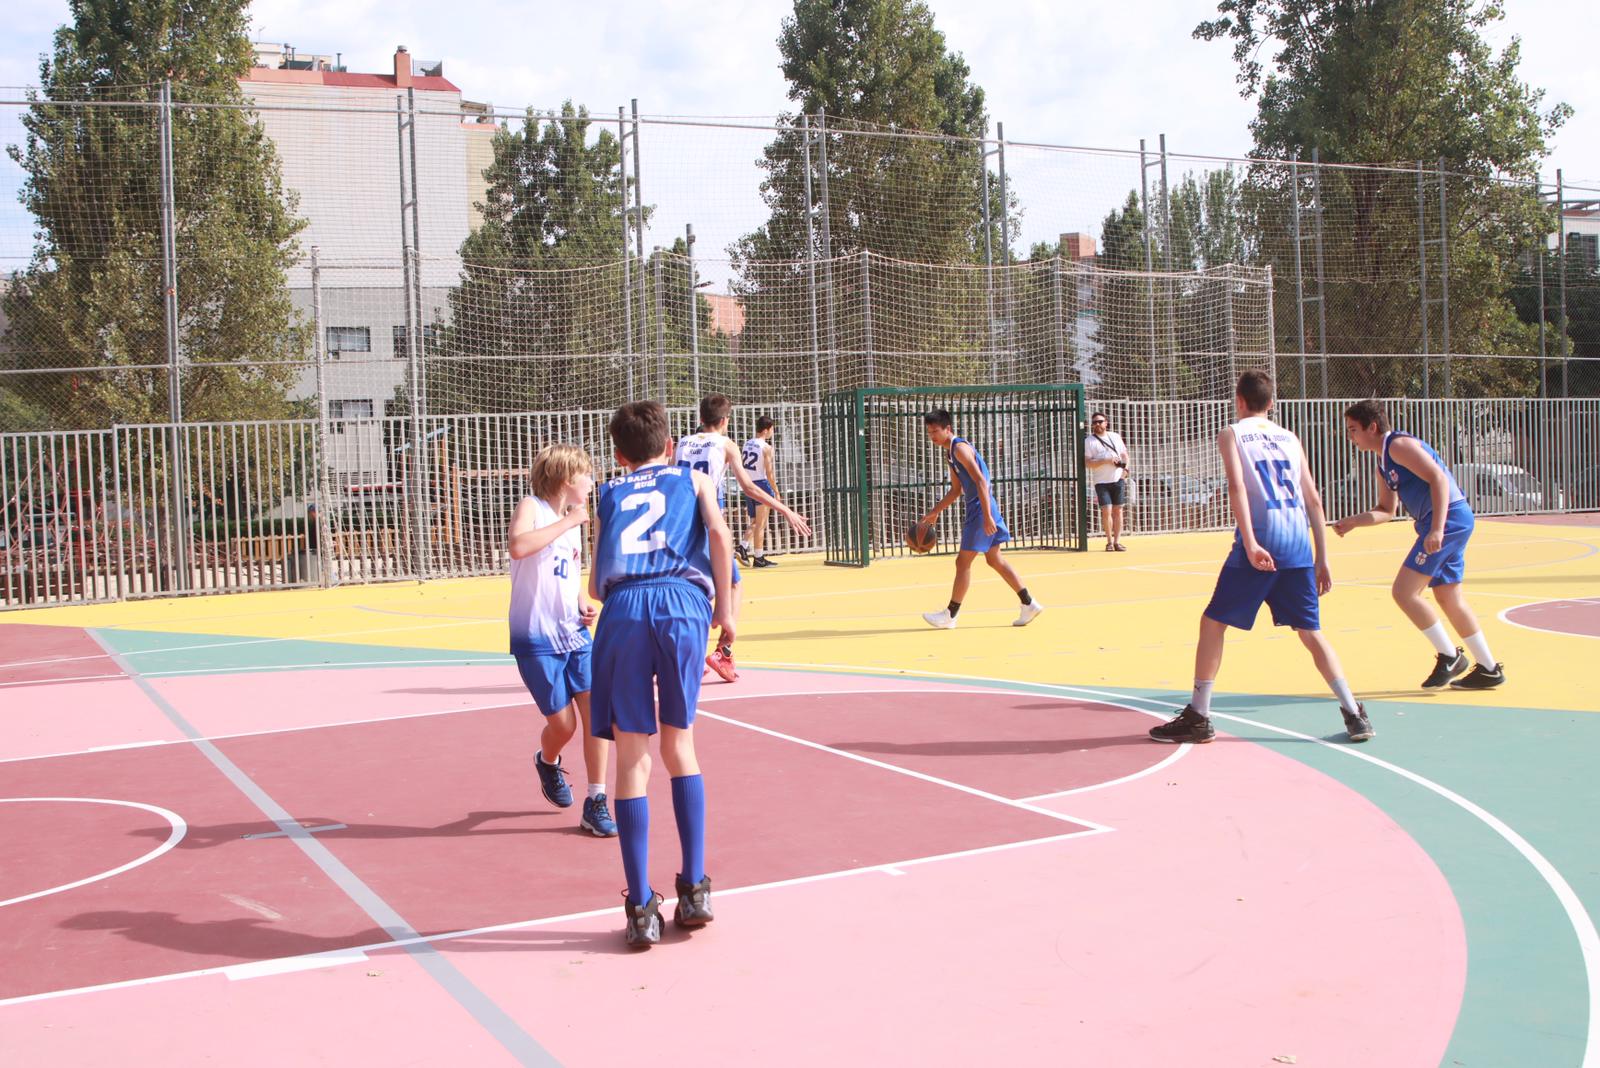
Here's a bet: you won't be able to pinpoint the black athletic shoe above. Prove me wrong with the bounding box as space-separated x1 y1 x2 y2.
1341 703 1375 742
623 890 664 948
1421 649 1470 689
753 555 777 567
735 541 751 565
673 874 714 929
1148 705 1215 744
1451 663 1506 691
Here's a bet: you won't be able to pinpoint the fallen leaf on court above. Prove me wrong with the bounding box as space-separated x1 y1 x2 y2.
366 970 383 977
1272 1056 1297 1064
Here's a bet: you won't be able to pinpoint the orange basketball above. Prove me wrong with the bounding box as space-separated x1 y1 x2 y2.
905 521 936 554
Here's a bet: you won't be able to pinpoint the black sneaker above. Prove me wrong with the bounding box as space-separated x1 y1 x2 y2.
1451 663 1506 691
1148 705 1215 744
1421 649 1469 689
1341 703 1374 742
622 890 664 948
735 542 751 565
673 874 714 929
753 555 776 568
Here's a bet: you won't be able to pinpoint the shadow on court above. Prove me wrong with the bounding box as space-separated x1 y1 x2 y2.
126 810 576 849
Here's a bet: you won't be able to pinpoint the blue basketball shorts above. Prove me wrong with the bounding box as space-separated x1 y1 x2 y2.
959 501 1011 553
744 479 775 520
513 644 592 716
1402 507 1474 588
1204 564 1320 632
590 579 714 738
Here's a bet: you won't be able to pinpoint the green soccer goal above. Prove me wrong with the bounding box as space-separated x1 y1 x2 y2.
821 385 1089 567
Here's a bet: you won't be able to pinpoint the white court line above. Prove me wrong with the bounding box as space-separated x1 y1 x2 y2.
1019 743 1191 802
224 947 369 981
0 798 187 908
0 828 1099 1008
1498 598 1600 640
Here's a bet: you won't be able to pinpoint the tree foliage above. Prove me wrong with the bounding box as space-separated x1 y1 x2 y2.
2 0 307 430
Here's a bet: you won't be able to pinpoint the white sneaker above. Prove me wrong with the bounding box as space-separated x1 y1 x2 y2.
922 609 957 630
1013 601 1044 627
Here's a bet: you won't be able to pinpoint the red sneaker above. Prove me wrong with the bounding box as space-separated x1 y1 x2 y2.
705 645 738 683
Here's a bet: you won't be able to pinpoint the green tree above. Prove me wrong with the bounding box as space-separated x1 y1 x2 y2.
1197 0 1569 396
2 0 307 430
429 104 633 413
731 0 1005 387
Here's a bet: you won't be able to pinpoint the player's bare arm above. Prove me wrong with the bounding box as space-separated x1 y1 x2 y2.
586 508 604 603
953 441 998 536
508 497 587 560
694 470 736 643
1332 471 1398 537
722 439 810 537
921 466 963 526
1219 426 1274 571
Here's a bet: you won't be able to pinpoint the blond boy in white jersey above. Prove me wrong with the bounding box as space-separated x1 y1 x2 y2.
507 443 615 837
677 394 812 681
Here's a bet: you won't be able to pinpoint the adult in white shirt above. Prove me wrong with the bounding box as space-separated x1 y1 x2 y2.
1084 412 1131 551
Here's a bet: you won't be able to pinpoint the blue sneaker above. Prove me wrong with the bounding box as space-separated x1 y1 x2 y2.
581 793 618 837
535 753 572 808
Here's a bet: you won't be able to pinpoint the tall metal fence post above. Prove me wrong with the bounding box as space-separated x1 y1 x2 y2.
158 79 189 592
861 250 875 387
1537 172 1548 399
653 248 666 402
397 92 428 580
1159 134 1177 397
997 121 1012 379
1224 265 1238 389
1310 147 1329 396
1291 155 1309 395
1051 255 1066 385
619 106 635 398
1417 160 1432 399
1557 169 1569 398
310 247 334 588
686 224 702 400
801 115 822 400
1139 138 1158 400
631 101 647 367
1438 158 1452 398
816 109 837 391
981 125 997 373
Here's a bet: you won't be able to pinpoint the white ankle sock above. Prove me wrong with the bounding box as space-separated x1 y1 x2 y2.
587 783 605 800
1191 680 1214 717
1420 622 1455 657
1462 631 1495 666
1330 678 1358 713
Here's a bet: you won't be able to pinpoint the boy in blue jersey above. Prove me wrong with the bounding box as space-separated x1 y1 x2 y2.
589 400 734 947
918 409 1043 629
1150 372 1373 744
1333 400 1504 690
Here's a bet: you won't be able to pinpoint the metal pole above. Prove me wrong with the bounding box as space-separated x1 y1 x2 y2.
1290 157 1308 396
1417 161 1431 399
1139 138 1158 400
653 248 666 403
861 250 875 387
1052 255 1066 384
816 109 837 390
619 107 635 398
1556 169 1569 398
1438 158 1451 398
631 100 646 363
310 247 334 588
801 116 822 400
397 94 427 579
1224 264 1238 389
1159 134 1176 398
981 126 996 367
158 79 188 590
997 122 1013 377
686 223 702 400
1311 146 1329 397
1537 173 1548 399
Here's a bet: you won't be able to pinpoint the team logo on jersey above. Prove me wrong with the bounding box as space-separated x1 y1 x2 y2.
1415 551 1429 566
1387 470 1400 487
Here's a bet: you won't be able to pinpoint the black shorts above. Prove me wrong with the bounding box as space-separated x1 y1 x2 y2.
1094 480 1126 507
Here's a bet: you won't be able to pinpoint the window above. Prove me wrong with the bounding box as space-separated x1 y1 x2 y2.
1569 233 1598 272
326 326 371 358
328 399 375 433
392 324 440 356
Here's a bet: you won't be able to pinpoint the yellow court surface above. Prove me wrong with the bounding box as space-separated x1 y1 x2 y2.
9 518 1594 713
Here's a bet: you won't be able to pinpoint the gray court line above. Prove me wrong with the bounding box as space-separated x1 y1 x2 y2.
85 629 559 1068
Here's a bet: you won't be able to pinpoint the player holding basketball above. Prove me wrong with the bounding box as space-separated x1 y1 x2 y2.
507 444 615 837
590 401 733 947
918 409 1043 629
1149 372 1374 744
677 394 810 680
739 415 784 568
1333 400 1504 690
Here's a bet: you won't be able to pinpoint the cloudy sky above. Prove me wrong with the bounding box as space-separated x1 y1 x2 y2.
3 0 1595 181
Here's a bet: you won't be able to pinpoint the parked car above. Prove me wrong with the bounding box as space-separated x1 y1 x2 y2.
1453 463 1558 513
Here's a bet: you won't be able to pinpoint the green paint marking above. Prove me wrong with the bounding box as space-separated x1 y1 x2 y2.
91 627 511 677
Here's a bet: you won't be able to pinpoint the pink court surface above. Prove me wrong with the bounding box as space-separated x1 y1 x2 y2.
2 518 1597 1066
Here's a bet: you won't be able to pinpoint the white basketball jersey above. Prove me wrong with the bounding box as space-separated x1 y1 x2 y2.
741 436 770 476
676 431 731 500
508 496 588 655
1228 416 1313 569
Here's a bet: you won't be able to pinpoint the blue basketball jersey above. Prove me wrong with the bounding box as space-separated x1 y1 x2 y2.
1226 416 1314 569
948 437 996 508
593 464 715 599
1380 431 1468 529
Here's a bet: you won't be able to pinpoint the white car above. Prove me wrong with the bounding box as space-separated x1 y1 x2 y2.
1453 463 1560 514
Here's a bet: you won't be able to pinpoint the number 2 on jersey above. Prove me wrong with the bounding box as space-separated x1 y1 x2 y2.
619 490 668 554
1253 459 1297 509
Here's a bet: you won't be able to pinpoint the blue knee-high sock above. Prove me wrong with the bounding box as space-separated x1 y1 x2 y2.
671 774 706 885
614 796 652 907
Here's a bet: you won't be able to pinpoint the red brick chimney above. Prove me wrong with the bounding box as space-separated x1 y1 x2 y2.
394 46 413 88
